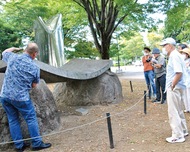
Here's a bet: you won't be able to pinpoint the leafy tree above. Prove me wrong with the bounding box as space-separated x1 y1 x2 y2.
0 0 170 60
72 0 159 59
0 0 90 53
164 4 190 42
0 19 22 52
0 0 53 53
65 40 100 59
119 32 145 60
150 0 190 42
147 30 164 49
0 0 88 56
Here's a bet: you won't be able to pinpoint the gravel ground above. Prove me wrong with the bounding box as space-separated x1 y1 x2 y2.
4 78 190 152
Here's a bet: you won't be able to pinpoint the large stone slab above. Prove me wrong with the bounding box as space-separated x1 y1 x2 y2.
0 59 112 83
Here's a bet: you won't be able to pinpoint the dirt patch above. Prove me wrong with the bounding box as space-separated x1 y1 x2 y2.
5 78 190 152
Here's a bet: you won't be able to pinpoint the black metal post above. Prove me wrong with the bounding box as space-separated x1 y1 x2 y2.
130 81 133 92
144 91 147 114
106 113 114 149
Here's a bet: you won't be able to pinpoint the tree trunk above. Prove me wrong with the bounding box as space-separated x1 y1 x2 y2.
73 0 128 60
101 35 111 59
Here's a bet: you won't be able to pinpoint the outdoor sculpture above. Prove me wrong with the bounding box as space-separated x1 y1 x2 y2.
0 14 123 150
34 14 65 67
0 14 122 106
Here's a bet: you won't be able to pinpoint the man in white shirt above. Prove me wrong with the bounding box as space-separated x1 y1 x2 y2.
160 37 188 143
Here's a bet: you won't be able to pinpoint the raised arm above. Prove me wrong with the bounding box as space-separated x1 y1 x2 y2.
2 47 22 55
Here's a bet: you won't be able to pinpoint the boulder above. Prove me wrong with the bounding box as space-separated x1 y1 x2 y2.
0 77 60 150
0 106 10 150
53 70 123 106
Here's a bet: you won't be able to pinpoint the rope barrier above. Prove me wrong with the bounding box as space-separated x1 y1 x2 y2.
0 88 150 146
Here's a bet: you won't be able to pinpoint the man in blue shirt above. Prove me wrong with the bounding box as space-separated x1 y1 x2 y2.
160 38 188 143
0 43 51 151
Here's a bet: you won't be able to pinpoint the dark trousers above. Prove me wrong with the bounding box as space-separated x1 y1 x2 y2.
155 74 166 102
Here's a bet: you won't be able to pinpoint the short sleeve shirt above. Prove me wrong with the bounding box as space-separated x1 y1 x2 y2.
154 55 166 78
0 52 40 101
165 50 187 90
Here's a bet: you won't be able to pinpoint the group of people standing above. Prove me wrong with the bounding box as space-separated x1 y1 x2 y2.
142 37 190 143
142 46 166 104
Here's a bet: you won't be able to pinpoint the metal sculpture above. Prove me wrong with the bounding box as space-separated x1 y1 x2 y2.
34 14 65 67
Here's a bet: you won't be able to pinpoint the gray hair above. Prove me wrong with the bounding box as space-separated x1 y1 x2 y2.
25 43 39 54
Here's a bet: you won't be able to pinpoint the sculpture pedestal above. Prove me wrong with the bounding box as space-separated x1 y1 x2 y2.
53 71 123 107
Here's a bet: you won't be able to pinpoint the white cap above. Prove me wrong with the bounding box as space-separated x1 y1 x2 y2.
160 37 176 46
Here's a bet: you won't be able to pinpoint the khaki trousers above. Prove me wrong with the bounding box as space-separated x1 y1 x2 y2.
183 87 190 111
167 87 188 138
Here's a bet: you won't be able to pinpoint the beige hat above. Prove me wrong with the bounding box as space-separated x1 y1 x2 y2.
180 48 190 56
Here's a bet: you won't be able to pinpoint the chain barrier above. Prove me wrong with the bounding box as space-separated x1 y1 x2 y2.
0 86 150 146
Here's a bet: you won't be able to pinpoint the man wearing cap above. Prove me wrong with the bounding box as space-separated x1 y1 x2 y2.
160 37 188 143
151 48 166 104
180 48 190 113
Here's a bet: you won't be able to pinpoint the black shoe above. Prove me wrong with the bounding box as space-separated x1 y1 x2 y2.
32 142 51 151
161 100 166 104
15 142 30 152
152 99 161 103
15 149 23 152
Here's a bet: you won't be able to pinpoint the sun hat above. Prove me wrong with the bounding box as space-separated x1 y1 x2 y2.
180 48 190 56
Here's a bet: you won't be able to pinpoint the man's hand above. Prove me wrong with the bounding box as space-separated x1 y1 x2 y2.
171 84 175 90
171 72 182 90
154 64 162 68
32 83 37 88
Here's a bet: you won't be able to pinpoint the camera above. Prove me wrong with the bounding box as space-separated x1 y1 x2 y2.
146 57 152 62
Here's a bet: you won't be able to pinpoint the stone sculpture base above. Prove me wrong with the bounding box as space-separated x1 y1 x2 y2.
53 70 123 107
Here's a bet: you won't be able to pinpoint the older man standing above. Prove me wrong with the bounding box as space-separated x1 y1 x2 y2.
160 38 188 143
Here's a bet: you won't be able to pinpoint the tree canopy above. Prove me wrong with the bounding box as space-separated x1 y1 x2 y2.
120 32 144 60
0 18 22 53
164 2 190 42
0 0 189 60
72 0 159 59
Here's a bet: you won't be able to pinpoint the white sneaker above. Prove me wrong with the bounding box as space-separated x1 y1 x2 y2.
184 110 190 113
184 132 189 137
166 137 185 143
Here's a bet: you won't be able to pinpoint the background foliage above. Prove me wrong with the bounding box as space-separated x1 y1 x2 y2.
0 0 189 62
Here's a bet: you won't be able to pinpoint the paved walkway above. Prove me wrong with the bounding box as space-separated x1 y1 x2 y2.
111 65 144 79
